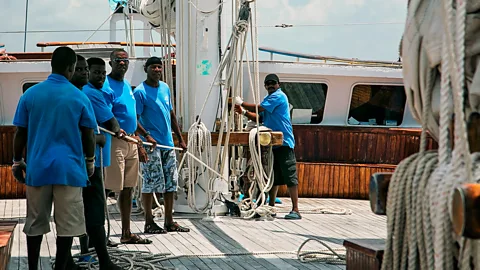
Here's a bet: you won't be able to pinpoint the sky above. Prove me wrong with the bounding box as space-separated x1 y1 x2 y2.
0 0 408 62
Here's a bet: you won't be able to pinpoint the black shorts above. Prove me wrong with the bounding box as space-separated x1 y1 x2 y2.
273 146 298 187
82 167 106 228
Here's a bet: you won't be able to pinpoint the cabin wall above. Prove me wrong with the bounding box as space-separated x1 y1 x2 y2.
275 126 438 198
277 162 396 199
0 72 49 125
291 125 438 164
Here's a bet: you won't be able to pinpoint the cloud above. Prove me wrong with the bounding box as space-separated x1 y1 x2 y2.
1 0 112 51
253 0 407 61
0 0 407 61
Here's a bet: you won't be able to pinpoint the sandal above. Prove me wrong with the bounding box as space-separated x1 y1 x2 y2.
144 222 167 234
107 239 120 248
164 222 190 232
120 233 152 244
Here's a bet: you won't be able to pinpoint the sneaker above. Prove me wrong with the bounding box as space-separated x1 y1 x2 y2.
284 211 302 220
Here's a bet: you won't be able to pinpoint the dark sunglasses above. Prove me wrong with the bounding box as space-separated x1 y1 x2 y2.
113 58 129 63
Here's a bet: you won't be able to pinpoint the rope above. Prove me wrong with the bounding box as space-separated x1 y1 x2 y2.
186 121 217 213
382 0 480 269
59 238 346 269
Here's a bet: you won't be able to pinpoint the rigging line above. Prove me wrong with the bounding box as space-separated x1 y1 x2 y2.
262 22 404 27
1 28 171 34
0 21 404 34
189 0 224 15
83 4 123 44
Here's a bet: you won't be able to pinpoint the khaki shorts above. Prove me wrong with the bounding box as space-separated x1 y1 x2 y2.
23 185 85 237
104 137 139 192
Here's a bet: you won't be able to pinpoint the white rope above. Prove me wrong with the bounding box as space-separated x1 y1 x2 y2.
382 0 480 269
186 121 218 213
188 0 224 15
97 127 226 181
57 237 346 269
238 127 275 218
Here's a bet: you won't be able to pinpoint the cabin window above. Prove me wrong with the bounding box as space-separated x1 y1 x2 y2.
281 82 328 124
348 84 406 126
22 82 39 93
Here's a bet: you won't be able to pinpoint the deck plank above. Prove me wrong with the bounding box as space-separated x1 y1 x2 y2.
6 198 387 270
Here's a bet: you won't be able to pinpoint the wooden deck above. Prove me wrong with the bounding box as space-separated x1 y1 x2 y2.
2 197 386 270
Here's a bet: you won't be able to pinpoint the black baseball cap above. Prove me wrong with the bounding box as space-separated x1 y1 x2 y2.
264 74 279 84
145 56 163 68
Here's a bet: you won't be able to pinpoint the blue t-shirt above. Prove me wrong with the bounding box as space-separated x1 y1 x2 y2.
12 74 97 187
260 89 295 149
104 76 137 134
82 83 115 167
134 81 174 149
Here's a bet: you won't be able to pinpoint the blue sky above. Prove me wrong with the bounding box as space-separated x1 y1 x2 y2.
0 0 407 61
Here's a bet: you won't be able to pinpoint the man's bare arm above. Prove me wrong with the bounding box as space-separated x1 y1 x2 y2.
241 102 265 113
80 126 95 158
13 127 27 161
101 117 121 134
135 115 157 149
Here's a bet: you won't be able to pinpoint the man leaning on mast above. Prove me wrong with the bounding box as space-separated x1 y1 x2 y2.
11 46 98 270
234 73 301 220
134 56 190 234
103 48 154 244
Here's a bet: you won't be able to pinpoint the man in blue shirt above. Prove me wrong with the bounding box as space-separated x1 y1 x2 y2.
104 48 154 244
70 56 122 270
11 46 98 270
234 73 301 220
134 57 189 233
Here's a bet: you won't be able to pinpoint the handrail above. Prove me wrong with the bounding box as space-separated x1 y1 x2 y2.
36 41 176 48
259 46 402 67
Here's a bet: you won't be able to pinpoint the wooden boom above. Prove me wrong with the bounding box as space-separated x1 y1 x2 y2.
173 131 284 146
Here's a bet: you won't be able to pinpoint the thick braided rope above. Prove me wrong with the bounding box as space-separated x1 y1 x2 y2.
442 0 472 268
405 48 438 267
413 153 439 269
417 155 439 269
451 1 473 267
431 2 454 266
381 153 418 270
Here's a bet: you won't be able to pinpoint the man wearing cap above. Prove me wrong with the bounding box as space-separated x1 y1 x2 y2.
134 57 189 233
234 73 301 220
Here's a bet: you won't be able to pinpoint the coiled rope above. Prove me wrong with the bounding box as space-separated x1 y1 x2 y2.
382 0 480 269
63 237 346 269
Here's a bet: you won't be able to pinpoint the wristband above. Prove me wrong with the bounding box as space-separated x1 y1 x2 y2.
85 156 95 162
242 109 247 115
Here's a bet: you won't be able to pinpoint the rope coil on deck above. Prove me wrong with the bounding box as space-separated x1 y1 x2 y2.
58 237 346 269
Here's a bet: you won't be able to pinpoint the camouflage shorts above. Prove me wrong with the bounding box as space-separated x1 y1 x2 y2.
141 148 178 193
